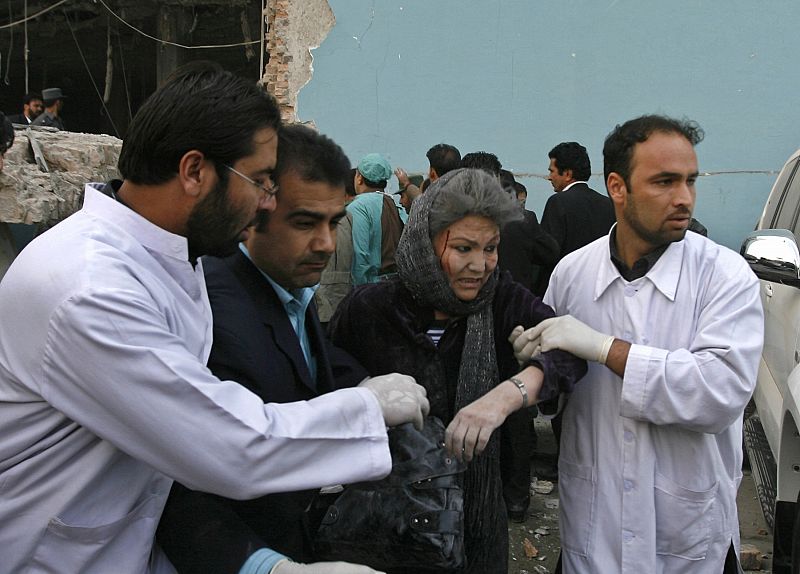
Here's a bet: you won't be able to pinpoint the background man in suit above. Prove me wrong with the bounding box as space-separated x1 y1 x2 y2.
158 124 384 574
7 93 42 124
540 141 616 262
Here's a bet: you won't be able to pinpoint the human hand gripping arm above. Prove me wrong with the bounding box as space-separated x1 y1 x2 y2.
445 365 543 462
359 373 430 430
508 316 630 377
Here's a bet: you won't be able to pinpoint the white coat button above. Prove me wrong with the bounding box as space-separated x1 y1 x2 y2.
624 285 637 297
624 479 633 491
623 530 634 542
624 430 634 442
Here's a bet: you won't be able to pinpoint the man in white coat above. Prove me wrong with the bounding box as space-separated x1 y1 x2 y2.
511 114 763 573
0 63 428 574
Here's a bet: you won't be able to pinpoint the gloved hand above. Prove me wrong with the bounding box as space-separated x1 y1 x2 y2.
509 316 616 364
359 373 430 430
272 558 385 574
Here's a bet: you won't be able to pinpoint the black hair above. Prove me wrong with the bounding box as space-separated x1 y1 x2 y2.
603 114 704 187
499 168 516 190
274 123 351 188
23 93 42 105
426 143 461 176
345 167 357 197
0 113 14 154
548 142 591 181
460 151 502 176
512 181 527 197
118 61 281 185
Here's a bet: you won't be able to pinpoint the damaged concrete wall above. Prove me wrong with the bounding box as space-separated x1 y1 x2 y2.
264 0 335 122
0 128 121 226
0 127 121 278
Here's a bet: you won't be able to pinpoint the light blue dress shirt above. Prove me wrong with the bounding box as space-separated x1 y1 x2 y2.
239 244 318 383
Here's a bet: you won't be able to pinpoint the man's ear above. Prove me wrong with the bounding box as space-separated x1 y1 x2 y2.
429 167 439 181
563 168 574 182
606 172 627 207
178 150 213 198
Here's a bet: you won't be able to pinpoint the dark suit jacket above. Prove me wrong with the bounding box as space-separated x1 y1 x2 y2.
157 250 368 573
498 209 559 292
536 182 616 294
540 182 616 259
7 113 29 125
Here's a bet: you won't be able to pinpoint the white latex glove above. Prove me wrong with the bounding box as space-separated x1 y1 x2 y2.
359 373 430 430
510 315 616 364
272 558 385 574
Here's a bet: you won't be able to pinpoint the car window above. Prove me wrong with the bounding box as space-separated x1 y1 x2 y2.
771 159 800 237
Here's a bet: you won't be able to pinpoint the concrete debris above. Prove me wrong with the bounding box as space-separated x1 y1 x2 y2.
739 543 762 571
531 479 554 495
522 537 538 559
534 527 550 536
0 127 122 227
544 498 559 509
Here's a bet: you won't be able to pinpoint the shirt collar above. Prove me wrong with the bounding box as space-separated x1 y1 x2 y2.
562 181 587 192
238 243 318 307
595 225 684 302
83 183 190 261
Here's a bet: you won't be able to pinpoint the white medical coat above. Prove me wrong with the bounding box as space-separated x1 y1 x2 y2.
545 231 763 574
0 185 391 574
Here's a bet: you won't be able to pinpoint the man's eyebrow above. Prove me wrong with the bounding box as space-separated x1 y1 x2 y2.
648 170 697 180
286 209 326 220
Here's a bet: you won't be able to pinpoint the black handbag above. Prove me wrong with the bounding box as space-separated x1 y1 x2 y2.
313 416 467 571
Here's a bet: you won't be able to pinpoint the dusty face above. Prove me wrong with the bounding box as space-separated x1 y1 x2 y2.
433 215 500 302
612 131 698 256
547 158 572 192
186 127 278 257
246 170 346 290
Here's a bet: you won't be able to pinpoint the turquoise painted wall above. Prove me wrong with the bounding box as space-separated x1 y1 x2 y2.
298 0 800 251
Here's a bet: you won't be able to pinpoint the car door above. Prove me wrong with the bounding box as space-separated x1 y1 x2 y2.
760 158 800 435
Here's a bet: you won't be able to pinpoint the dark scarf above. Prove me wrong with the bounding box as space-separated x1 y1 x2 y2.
395 170 501 553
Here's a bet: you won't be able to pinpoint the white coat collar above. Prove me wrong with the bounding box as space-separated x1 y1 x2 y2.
594 232 685 302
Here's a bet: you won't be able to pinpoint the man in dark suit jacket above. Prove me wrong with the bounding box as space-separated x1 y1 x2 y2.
536 141 616 293
156 125 385 574
7 93 42 125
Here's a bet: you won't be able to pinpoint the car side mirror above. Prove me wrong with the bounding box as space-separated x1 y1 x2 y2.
741 229 800 287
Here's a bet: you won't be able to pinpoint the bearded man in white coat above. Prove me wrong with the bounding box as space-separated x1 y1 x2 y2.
511 114 763 573
0 62 428 574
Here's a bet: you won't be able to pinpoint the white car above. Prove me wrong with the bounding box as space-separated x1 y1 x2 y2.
742 147 800 574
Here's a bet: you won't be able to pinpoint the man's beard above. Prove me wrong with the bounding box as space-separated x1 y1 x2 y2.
186 178 249 260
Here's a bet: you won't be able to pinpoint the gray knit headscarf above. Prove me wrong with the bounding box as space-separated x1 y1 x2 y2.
395 167 520 545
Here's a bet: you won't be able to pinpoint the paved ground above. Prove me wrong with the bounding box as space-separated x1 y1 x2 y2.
506 420 773 573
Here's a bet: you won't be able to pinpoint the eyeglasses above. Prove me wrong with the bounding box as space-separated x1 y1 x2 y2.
223 164 279 200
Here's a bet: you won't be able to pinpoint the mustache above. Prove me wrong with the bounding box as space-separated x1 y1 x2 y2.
300 254 331 265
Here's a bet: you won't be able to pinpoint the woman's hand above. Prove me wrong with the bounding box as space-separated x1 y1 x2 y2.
445 366 545 462
445 382 518 462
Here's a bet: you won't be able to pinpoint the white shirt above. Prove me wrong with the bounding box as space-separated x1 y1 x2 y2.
561 180 588 192
0 185 391 574
545 231 763 574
